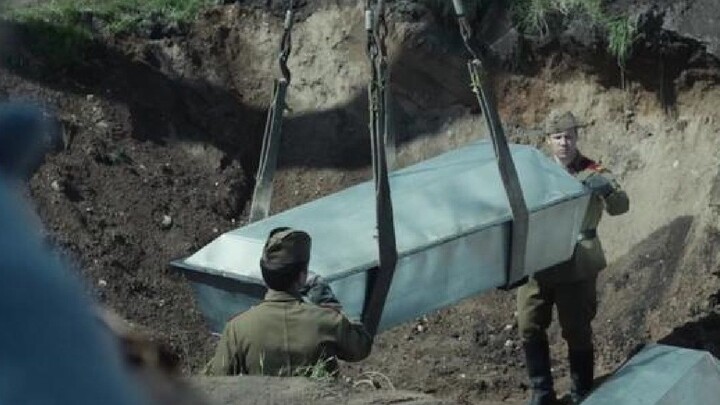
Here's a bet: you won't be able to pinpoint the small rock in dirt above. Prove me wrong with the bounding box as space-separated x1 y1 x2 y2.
504 323 514 331
213 228 219 233
98 279 108 287
96 121 109 129
86 94 95 101
504 339 514 348
160 215 173 229
673 160 680 168
50 180 62 192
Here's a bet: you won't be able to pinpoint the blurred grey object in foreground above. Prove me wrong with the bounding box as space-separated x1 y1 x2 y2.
0 102 59 180
0 102 151 405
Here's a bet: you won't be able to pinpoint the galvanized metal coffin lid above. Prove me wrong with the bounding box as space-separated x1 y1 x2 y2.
174 141 590 331
584 344 720 405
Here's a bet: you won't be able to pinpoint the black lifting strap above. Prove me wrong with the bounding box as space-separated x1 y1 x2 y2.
248 0 295 223
452 0 530 287
361 0 398 337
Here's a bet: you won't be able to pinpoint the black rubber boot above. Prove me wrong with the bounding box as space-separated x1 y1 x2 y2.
523 340 556 405
569 349 594 404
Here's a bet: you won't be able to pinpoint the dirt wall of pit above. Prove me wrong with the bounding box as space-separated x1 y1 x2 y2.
2 1 720 403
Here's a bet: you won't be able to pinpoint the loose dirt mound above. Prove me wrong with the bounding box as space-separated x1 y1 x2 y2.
3 1 720 403
192 375 458 405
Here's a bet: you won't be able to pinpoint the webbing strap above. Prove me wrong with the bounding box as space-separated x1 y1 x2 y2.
248 2 295 222
361 0 398 337
452 2 530 287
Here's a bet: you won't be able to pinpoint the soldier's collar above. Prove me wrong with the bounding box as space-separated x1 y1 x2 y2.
264 289 304 302
567 152 590 173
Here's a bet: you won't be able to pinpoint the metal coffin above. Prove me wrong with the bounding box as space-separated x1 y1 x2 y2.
172 141 590 332
583 344 720 405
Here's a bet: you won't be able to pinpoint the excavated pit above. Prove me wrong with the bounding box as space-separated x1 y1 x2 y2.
2 1 720 403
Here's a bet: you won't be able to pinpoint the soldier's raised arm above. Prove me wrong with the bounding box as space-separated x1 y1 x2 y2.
602 172 629 216
583 168 629 216
305 272 371 361
333 314 373 362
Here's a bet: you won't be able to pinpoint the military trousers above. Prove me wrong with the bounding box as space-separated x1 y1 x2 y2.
516 275 597 352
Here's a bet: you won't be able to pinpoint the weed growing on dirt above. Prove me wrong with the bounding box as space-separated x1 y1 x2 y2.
1 0 214 35
0 0 214 71
293 357 338 382
606 15 637 84
511 0 637 71
511 0 601 33
417 0 637 74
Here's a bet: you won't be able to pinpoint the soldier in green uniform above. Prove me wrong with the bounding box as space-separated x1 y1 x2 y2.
518 112 630 405
205 227 373 376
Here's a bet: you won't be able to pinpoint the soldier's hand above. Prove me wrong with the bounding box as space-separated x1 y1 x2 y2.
300 272 342 308
582 173 613 198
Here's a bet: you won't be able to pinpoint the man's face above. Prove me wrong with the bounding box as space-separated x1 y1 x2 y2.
548 128 578 161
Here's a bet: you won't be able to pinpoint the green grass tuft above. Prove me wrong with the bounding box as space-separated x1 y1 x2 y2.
510 0 638 70
1 0 214 35
606 15 637 68
293 357 337 381
0 0 215 71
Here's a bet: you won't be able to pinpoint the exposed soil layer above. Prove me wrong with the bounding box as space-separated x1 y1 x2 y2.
3 1 720 403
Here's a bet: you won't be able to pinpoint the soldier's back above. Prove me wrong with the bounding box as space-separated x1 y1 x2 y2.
231 293 348 376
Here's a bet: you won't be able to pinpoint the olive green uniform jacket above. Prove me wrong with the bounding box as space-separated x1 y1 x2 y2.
517 152 629 349
534 153 629 284
205 289 372 376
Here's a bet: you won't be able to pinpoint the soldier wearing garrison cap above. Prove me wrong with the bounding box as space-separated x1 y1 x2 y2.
518 111 629 405
205 227 372 376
